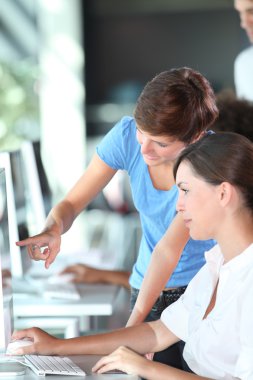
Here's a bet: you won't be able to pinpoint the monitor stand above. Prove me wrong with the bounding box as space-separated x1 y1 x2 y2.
0 362 26 376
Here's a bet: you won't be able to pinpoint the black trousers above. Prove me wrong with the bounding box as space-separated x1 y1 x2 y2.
130 287 194 373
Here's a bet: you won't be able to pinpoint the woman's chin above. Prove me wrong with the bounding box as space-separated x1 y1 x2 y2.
189 230 207 241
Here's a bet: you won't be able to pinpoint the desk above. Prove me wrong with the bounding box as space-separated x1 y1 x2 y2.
3 355 141 379
13 284 121 337
14 284 120 317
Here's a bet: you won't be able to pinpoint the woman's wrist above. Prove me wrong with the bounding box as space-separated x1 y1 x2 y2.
126 310 144 327
55 338 72 356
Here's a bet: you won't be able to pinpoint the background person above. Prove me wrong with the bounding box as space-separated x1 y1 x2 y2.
234 0 253 101
214 90 253 140
13 132 253 379
61 263 130 290
17 67 218 368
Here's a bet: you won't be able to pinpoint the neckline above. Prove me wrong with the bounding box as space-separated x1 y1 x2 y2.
146 162 175 192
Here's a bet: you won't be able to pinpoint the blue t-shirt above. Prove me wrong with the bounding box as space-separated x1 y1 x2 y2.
97 116 215 289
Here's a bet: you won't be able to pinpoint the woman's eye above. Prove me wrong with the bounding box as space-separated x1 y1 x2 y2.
181 188 189 195
157 142 168 148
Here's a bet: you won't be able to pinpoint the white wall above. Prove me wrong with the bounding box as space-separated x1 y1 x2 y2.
38 0 88 252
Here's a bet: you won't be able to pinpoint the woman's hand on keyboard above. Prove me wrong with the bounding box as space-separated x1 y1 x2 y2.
92 346 149 376
61 264 131 289
16 229 61 269
61 264 104 284
11 328 59 356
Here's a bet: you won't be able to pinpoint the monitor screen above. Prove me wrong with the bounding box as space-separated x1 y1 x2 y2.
0 153 23 279
11 141 46 240
0 142 47 279
0 168 14 353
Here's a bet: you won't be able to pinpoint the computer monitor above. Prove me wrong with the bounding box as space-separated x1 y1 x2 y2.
0 169 26 376
0 153 23 279
0 142 47 279
11 141 46 239
0 168 14 352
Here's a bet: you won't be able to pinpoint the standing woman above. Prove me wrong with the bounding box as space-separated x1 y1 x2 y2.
17 67 218 367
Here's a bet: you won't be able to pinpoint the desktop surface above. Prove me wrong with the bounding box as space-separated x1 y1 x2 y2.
13 283 120 318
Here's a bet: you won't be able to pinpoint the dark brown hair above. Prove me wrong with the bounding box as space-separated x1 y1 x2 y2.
134 67 218 144
173 132 253 211
213 91 253 142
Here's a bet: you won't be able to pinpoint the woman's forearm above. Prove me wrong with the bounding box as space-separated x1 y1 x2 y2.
13 320 179 358
140 360 211 380
43 200 77 236
43 154 117 236
127 245 178 326
56 323 158 356
127 213 189 326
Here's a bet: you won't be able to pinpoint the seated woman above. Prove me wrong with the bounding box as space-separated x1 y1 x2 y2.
11 132 253 379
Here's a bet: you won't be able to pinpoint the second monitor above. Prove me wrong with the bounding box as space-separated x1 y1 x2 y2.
0 141 47 279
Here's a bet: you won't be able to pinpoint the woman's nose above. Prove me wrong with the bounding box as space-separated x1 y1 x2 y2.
140 137 152 153
176 193 184 212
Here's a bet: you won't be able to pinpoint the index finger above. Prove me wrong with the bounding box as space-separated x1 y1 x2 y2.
16 237 40 247
16 237 49 254
14 344 36 356
92 354 113 373
16 237 57 268
92 359 106 373
12 328 34 341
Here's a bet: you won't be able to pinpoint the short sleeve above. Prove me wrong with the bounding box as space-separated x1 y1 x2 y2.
161 263 210 342
161 296 190 341
96 116 136 170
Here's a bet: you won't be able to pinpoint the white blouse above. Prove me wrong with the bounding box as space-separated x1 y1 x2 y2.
161 244 253 380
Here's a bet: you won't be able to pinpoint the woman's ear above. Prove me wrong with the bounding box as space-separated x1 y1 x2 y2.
219 182 233 206
192 131 205 143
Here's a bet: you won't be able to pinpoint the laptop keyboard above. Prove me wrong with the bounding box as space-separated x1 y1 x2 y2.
24 354 86 376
